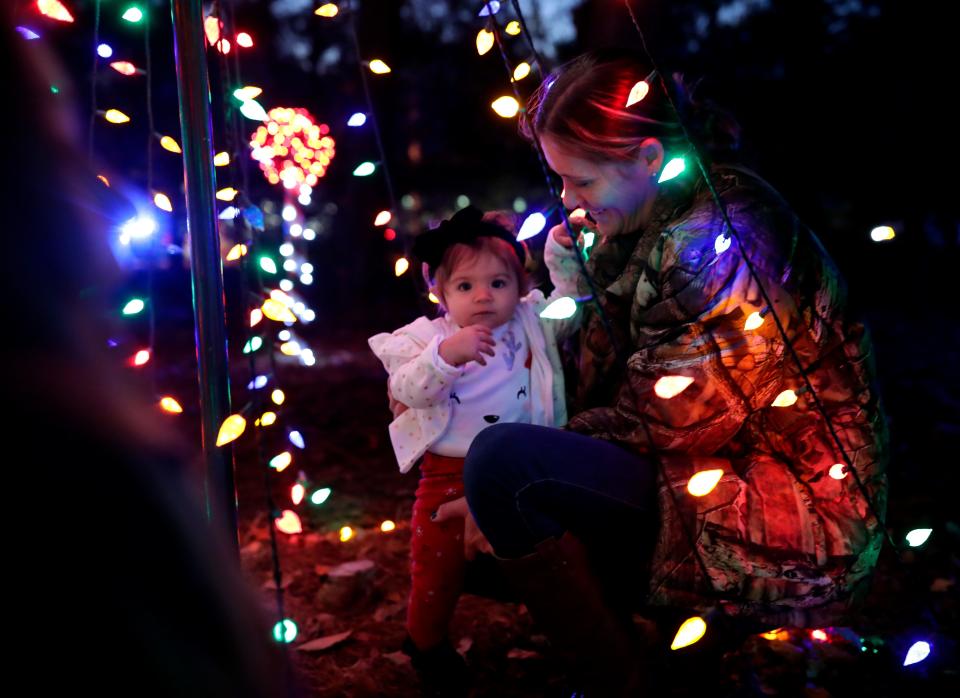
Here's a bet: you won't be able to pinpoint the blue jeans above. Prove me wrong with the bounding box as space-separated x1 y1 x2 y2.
463 423 659 563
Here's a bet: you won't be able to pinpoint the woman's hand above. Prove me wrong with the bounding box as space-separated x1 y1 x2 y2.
550 210 595 248
432 496 494 561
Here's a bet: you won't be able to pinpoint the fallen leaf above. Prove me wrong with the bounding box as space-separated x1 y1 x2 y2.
328 559 375 577
457 636 473 656
383 650 410 666
296 629 353 652
930 577 955 592
507 648 541 660
373 601 406 622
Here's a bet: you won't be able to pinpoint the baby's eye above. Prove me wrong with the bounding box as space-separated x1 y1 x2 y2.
491 279 507 289
457 282 471 292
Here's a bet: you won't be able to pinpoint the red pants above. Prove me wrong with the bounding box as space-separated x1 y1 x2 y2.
407 452 466 650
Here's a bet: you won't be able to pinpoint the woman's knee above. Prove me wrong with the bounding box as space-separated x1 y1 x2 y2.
463 423 529 502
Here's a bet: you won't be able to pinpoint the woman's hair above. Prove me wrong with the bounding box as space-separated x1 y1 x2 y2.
521 49 740 163
431 212 531 307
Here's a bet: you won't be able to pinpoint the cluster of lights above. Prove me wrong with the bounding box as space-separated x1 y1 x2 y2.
250 107 335 194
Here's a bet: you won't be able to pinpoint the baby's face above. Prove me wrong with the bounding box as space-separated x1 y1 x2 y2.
441 250 520 329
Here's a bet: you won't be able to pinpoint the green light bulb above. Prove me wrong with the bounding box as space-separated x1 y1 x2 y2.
122 298 145 315
121 7 144 23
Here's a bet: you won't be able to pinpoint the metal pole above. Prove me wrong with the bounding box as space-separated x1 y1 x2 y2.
171 0 239 554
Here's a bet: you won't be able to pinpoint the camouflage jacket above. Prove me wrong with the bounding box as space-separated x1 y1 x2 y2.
567 166 888 626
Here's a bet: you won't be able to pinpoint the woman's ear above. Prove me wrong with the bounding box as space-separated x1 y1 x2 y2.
636 137 664 177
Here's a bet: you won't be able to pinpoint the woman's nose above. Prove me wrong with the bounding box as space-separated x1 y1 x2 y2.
560 186 579 210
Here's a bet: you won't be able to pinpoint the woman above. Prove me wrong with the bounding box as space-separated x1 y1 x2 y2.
433 50 888 694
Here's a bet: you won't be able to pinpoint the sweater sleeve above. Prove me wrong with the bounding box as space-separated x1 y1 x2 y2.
567 194 797 455
540 232 585 340
368 325 462 409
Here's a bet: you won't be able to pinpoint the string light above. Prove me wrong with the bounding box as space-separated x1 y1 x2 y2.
97 174 110 187
384 228 397 241
122 298 145 315
215 187 238 201
262 299 296 322
315 3 339 18
104 109 131 124
280 341 301 356
291 484 305 505
259 257 278 274
109 61 138 76
905 528 933 547
311 487 332 505
687 469 723 497
491 96 520 118
394 258 410 276
269 452 292 472
625 80 650 107
242 336 263 353
353 161 376 176
367 59 391 74
226 243 248 261
512 62 531 81
870 225 896 242
347 112 366 127
428 292 440 304
374 210 392 226
159 397 183 413
380 520 396 533
903 641 931 667
540 296 577 320
828 463 848 480
670 616 707 650
772 389 798 407
517 212 546 241
476 29 494 56
247 375 268 390
233 86 262 101
714 233 732 255
236 32 253 48
121 6 144 24
271 389 286 405
37 1 74 23
478 1 500 16
258 411 278 426
657 156 686 183
289 431 305 449
96 43 113 58
810 629 829 642
249 308 263 326
216 414 246 445
153 193 173 212
744 311 764 331
275 510 302 534
214 151 230 166
159 135 182 153
132 349 150 366
339 526 354 542
272 619 298 644
654 375 694 399
239 99 268 121
505 20 521 35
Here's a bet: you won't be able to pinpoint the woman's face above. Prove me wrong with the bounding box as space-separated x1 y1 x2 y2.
541 135 662 238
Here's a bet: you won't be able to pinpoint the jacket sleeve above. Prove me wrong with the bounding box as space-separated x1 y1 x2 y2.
567 196 797 455
368 328 462 410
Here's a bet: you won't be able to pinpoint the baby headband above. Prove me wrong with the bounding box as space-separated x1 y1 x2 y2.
413 205 526 278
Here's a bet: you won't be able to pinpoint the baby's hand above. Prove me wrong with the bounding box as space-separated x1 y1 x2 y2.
439 325 495 367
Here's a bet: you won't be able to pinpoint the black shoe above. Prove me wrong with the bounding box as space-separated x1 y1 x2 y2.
402 635 469 697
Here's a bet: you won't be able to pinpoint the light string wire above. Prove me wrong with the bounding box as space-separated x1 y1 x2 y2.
88 0 101 162
215 0 290 645
620 0 892 547
481 0 624 362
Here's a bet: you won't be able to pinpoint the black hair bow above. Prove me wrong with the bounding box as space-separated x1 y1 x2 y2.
412 205 525 277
